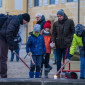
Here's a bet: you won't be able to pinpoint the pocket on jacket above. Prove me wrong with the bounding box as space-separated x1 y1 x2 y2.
55 38 60 47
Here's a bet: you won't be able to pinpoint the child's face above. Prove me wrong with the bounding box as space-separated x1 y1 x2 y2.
45 28 50 32
34 31 39 34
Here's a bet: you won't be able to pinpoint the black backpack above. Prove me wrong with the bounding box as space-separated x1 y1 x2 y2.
0 14 8 28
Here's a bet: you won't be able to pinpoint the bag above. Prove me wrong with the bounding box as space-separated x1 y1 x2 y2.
0 14 8 28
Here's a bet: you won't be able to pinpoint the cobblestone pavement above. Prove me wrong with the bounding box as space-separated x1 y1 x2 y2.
7 45 80 79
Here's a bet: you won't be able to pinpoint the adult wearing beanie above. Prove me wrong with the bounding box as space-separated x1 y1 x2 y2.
0 13 30 78
52 9 75 78
22 13 30 22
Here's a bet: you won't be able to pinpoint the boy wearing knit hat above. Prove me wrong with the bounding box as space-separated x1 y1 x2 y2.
26 24 46 78
40 20 52 78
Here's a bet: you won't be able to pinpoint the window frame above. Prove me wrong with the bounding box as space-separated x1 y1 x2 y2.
49 0 55 5
0 0 2 8
34 0 39 7
67 0 74 2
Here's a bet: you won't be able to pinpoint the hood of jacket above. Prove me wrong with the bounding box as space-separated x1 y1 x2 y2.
37 15 45 24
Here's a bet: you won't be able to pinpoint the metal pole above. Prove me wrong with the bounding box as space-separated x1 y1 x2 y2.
26 0 29 43
78 0 80 23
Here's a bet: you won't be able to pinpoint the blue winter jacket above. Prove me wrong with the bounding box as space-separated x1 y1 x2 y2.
26 33 46 55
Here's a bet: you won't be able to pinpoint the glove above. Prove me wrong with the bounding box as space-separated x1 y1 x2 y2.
28 52 32 57
9 46 14 51
67 53 73 60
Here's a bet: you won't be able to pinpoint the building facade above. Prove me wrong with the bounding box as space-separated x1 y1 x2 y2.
28 0 85 33
0 0 28 44
0 0 85 43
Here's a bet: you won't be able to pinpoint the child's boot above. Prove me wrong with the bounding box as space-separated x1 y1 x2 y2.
40 68 43 78
29 72 34 78
44 68 49 78
35 72 40 78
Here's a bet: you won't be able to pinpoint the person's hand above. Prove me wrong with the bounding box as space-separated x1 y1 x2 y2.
28 52 32 57
50 42 55 48
40 29 44 34
66 53 73 61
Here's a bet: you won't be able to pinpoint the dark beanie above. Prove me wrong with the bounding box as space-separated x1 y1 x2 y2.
22 13 30 22
57 9 64 16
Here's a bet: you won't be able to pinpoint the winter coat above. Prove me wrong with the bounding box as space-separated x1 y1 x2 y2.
26 33 46 55
0 15 23 47
36 15 46 30
43 32 51 53
70 33 85 57
52 14 75 49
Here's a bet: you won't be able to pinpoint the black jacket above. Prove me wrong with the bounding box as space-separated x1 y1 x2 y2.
36 15 46 30
0 14 23 47
52 14 75 49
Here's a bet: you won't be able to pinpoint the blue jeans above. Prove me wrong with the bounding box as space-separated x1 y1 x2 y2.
80 57 85 78
56 47 69 71
11 49 19 61
30 55 42 72
53 49 57 60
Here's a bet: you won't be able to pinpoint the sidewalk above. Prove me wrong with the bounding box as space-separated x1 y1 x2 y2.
7 45 80 78
7 45 56 78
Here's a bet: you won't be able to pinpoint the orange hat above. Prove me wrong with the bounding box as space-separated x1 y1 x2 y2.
44 20 51 29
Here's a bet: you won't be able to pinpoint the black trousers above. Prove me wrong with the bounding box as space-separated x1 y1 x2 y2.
0 39 8 78
41 53 50 68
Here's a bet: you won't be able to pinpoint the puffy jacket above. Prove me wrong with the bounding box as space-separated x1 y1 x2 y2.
36 15 46 30
52 14 75 49
69 34 85 57
26 33 46 55
0 15 23 47
43 35 51 53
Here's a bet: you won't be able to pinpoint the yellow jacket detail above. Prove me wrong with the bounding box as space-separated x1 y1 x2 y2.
70 34 83 55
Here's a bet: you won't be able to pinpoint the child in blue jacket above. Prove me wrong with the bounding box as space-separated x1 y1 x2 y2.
26 24 46 78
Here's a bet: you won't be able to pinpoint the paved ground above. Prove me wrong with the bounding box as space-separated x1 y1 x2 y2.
7 45 80 79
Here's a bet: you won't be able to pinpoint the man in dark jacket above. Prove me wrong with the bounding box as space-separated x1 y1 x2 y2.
0 13 30 78
52 9 75 78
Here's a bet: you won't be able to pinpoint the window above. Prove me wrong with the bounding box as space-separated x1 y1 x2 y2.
15 0 23 10
0 0 2 7
49 0 55 5
29 0 33 8
34 0 39 7
67 0 73 2
44 0 48 6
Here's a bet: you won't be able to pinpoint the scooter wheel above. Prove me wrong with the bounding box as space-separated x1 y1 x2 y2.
70 72 78 79
65 72 71 79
